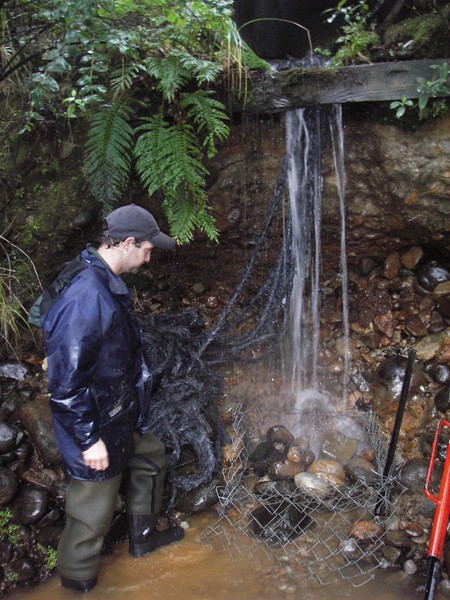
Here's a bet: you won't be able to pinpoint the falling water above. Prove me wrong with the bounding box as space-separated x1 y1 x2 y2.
283 105 350 442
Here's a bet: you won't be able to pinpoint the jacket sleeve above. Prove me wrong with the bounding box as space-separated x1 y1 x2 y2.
43 279 112 451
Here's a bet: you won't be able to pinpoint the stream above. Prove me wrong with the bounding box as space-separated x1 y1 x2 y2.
6 512 450 600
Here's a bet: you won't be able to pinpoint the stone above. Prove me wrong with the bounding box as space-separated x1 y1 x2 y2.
400 246 423 270
438 296 450 319
320 431 358 465
403 559 418 575
308 459 346 483
373 313 394 338
249 441 286 476
346 457 377 486
10 487 48 525
398 458 441 495
417 260 450 291
381 545 403 563
19 395 62 467
266 425 295 449
286 445 302 463
0 423 19 454
0 466 19 506
383 251 401 280
250 500 312 545
414 330 450 361
404 315 428 337
435 385 450 412
384 530 411 549
269 460 303 480
426 363 450 385
349 520 384 543
432 280 450 300
174 476 222 514
294 472 332 498
0 363 29 381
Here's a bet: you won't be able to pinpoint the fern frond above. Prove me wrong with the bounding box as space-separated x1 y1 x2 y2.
180 90 229 158
176 49 222 85
144 56 191 102
110 62 145 98
84 102 133 211
134 115 208 198
134 115 218 243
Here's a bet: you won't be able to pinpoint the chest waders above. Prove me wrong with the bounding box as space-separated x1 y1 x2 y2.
58 431 184 593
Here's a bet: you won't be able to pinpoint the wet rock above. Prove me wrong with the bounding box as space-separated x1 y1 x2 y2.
346 457 377 486
383 251 401 280
294 472 332 498
0 423 20 454
21 468 59 493
10 557 35 582
301 450 315 468
320 431 358 465
359 258 377 275
249 441 286 476
222 433 244 465
384 530 411 549
404 315 428 337
19 395 62 467
174 476 222 514
381 544 403 563
191 282 206 296
400 246 423 270
339 538 361 560
10 487 48 525
286 445 302 463
401 522 424 538
0 540 13 562
266 425 295 451
437 296 450 319
373 313 394 338
403 559 418 575
250 500 311 545
417 260 450 291
269 460 303 480
36 525 63 549
397 458 441 495
373 355 427 405
414 330 450 361
0 363 29 381
426 363 450 385
434 384 450 412
307 459 345 487
0 466 19 506
432 281 450 300
349 520 384 543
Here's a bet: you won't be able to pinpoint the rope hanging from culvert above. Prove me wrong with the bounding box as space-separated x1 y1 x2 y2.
141 156 296 509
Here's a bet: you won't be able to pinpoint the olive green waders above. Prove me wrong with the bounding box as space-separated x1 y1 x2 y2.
58 430 169 586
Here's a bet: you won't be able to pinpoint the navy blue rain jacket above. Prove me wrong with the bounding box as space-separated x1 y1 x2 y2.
42 246 153 481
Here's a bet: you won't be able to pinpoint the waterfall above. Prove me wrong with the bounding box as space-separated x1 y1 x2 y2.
283 105 349 438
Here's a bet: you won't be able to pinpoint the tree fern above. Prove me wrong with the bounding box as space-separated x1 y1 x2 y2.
134 114 218 242
84 102 133 212
180 90 229 158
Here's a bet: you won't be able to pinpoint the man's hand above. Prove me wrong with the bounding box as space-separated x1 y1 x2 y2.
82 438 109 471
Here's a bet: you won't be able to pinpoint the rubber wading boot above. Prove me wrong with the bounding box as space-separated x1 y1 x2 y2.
128 514 185 557
60 576 98 593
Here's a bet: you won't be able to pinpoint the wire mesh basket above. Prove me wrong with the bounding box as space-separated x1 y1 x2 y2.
203 404 407 588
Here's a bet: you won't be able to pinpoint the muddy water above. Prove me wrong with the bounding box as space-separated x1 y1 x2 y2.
7 513 450 600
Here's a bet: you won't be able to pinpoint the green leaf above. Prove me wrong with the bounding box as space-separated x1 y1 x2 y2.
84 102 134 210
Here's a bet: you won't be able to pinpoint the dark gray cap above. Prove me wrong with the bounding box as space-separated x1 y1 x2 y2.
104 204 176 249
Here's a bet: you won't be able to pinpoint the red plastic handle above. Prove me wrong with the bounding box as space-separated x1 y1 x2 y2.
425 419 450 504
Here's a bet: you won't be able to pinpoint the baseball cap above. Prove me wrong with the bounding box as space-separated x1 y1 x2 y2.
104 204 176 250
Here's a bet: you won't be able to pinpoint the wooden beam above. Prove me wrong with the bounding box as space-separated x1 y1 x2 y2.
242 59 450 112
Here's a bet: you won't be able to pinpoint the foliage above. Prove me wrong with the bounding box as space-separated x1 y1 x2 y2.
1 0 262 242
390 62 450 120
37 544 58 573
0 235 41 357
0 508 20 544
325 1 380 66
384 11 445 51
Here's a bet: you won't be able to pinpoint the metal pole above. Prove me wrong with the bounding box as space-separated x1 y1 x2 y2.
375 349 416 516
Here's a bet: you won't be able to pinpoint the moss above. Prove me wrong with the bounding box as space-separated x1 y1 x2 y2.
385 13 445 49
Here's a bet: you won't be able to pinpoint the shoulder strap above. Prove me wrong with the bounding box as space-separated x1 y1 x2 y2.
28 255 88 328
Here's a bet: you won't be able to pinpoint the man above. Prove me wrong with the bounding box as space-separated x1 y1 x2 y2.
42 204 184 593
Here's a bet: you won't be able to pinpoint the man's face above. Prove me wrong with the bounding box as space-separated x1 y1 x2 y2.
124 240 154 274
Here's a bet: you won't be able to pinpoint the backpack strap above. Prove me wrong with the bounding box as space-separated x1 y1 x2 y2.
28 255 88 328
